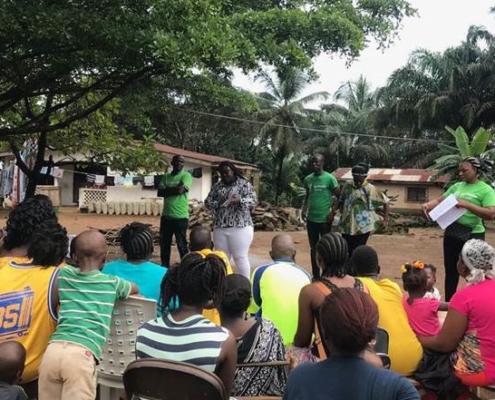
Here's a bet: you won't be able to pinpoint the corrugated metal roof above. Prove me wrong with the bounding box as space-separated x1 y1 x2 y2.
332 168 448 184
154 144 258 169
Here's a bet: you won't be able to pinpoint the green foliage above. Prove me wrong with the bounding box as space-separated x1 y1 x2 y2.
429 126 494 183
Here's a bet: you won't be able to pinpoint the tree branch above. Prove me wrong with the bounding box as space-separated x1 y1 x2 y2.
8 139 32 178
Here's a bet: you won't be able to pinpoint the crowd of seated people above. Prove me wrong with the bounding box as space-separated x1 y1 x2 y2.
3 197 495 399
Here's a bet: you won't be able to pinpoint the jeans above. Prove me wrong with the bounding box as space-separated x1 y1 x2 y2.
307 220 331 279
213 226 254 278
443 232 484 301
160 216 189 267
342 232 371 257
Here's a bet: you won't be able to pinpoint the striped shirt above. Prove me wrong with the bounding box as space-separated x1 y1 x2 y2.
136 313 230 373
50 265 132 358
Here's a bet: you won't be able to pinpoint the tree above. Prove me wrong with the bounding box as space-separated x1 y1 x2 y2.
0 0 416 139
429 126 495 183
255 68 329 204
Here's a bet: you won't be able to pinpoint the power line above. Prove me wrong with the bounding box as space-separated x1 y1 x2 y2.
170 106 460 145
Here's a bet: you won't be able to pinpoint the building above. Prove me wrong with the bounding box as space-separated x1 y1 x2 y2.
332 168 448 214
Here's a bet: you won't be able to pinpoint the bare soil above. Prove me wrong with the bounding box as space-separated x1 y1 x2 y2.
6 207 493 297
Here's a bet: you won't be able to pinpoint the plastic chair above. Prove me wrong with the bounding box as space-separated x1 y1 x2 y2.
97 296 157 400
123 358 227 400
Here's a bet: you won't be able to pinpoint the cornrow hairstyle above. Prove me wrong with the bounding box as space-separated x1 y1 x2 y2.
320 288 378 355
351 162 370 176
119 222 154 260
159 252 226 315
401 264 428 293
316 233 349 278
28 220 68 267
3 197 57 251
219 274 251 318
218 160 246 181
461 156 493 174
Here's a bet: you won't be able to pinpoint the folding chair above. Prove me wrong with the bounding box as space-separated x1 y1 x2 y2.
123 358 227 400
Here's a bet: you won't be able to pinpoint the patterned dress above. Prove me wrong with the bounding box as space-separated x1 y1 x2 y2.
339 181 388 235
232 318 288 397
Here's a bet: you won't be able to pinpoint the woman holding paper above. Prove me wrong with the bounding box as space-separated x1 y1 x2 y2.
205 161 257 278
422 157 495 300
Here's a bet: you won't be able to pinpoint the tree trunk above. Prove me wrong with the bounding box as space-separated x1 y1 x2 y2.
275 154 284 206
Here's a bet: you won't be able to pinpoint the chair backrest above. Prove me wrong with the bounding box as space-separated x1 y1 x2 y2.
98 296 157 378
123 358 227 400
375 327 389 354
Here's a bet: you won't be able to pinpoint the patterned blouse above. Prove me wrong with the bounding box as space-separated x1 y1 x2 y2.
338 181 388 236
205 177 257 229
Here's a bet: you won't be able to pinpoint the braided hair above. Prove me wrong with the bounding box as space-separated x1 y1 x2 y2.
316 233 349 278
159 252 226 315
3 197 57 251
28 220 68 267
119 222 154 260
461 156 493 174
218 160 246 181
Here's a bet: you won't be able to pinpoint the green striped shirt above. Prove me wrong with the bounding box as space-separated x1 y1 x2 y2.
50 265 132 358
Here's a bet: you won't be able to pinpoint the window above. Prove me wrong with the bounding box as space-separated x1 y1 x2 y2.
406 187 427 203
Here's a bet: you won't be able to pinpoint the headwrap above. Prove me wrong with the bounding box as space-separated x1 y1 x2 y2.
461 239 495 285
351 162 370 177
462 156 493 174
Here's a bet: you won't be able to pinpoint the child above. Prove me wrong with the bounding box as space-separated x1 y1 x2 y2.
423 263 442 300
188 226 232 325
38 230 138 400
0 342 28 400
401 261 448 336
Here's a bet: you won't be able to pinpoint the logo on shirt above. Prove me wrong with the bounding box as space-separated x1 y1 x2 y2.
0 287 34 339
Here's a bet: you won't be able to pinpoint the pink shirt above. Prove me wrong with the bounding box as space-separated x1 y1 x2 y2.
450 279 495 382
402 296 441 336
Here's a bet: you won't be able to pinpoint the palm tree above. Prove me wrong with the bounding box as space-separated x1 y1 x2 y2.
255 68 329 204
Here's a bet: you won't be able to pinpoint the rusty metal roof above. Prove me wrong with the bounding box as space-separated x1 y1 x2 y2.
332 168 449 184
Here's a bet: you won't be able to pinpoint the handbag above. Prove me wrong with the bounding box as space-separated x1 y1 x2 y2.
444 221 472 242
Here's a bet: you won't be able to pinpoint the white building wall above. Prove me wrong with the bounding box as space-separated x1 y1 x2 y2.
55 165 75 206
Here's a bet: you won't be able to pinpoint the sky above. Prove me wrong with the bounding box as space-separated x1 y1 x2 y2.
232 0 495 105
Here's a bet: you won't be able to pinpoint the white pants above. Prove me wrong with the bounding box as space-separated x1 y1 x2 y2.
213 226 254 278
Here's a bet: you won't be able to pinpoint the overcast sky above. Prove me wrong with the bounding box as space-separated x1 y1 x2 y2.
233 0 495 104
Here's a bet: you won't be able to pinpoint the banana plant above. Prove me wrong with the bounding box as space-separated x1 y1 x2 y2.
429 126 494 185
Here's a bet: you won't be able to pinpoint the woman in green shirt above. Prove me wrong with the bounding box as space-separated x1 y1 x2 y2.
422 157 495 300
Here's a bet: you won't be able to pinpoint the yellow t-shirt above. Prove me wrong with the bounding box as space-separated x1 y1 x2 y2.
0 260 59 382
359 277 423 376
196 249 233 326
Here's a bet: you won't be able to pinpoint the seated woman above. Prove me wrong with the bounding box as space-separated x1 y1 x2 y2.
218 274 287 397
292 233 372 361
284 288 418 400
419 239 495 387
136 253 237 395
103 222 166 305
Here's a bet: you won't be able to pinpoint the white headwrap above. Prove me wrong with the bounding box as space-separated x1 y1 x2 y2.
461 239 495 285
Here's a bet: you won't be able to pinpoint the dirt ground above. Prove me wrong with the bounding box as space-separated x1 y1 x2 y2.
8 207 494 297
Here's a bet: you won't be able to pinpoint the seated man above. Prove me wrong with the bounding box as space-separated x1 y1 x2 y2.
351 245 423 376
0 341 28 400
189 226 233 325
103 222 166 305
248 234 311 346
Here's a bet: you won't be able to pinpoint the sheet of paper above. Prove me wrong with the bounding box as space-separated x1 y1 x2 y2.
428 194 467 229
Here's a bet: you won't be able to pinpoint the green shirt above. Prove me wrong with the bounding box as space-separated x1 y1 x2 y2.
445 181 495 233
50 265 132 358
159 170 192 219
304 172 338 223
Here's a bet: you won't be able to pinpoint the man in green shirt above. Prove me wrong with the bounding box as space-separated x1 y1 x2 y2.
302 154 339 279
158 155 192 266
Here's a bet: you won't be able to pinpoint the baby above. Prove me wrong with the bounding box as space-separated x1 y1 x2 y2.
0 341 28 400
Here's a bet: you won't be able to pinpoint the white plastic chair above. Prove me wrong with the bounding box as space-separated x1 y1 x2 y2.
98 296 157 400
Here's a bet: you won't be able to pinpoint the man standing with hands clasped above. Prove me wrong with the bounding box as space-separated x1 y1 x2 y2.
158 155 192 267
302 154 340 279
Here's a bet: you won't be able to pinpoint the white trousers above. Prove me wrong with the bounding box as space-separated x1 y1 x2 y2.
213 226 254 278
